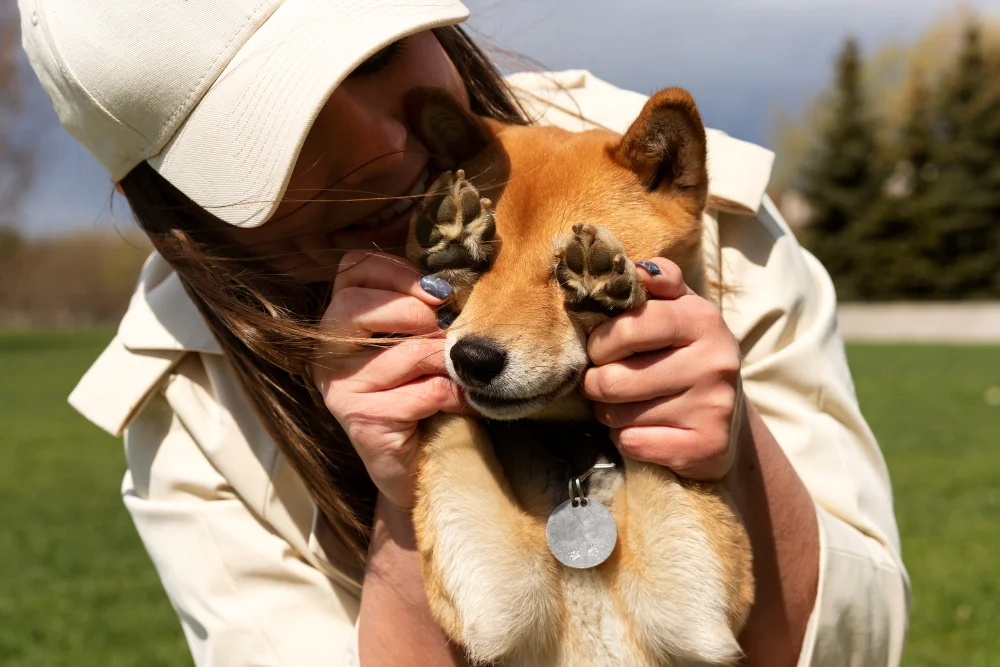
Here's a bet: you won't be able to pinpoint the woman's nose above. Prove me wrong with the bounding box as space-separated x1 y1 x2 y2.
323 89 408 185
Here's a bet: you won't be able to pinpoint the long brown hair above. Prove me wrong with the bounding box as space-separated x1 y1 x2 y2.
119 25 529 565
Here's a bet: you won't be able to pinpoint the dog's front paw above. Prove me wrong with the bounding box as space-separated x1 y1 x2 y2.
408 170 497 276
555 223 646 319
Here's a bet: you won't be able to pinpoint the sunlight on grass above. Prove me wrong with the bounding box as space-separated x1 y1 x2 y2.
0 330 189 667
0 331 996 665
849 345 1000 667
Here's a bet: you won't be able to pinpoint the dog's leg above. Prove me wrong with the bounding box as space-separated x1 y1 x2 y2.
408 175 561 664
407 170 496 309
609 464 749 666
555 223 647 330
554 224 750 665
414 414 562 665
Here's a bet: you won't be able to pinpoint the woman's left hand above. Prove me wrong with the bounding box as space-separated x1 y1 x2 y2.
583 258 743 481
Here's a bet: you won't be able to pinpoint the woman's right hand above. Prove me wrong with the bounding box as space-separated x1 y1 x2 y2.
311 251 465 509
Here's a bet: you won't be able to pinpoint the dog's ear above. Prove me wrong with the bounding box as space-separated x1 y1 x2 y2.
405 87 492 171
609 88 708 215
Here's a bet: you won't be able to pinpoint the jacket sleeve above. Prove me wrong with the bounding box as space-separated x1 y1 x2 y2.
715 197 911 666
122 389 362 667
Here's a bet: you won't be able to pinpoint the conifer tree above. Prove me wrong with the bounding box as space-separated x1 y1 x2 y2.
900 75 936 180
800 37 885 299
920 21 1000 297
849 72 938 298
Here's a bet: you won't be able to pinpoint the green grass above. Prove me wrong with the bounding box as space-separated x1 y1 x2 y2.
849 345 1000 666
0 330 190 667
0 332 997 666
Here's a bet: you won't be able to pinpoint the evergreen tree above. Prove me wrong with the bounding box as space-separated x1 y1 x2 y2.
977 58 1000 295
800 37 885 299
849 72 939 298
899 74 936 180
919 21 1000 297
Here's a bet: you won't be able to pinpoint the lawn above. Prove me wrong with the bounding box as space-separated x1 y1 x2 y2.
849 345 1000 666
0 330 188 667
0 330 997 666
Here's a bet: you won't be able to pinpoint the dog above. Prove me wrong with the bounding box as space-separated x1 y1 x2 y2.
402 85 754 667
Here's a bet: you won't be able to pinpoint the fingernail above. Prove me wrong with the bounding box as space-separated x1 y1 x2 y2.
420 275 453 300
437 309 458 329
636 260 661 276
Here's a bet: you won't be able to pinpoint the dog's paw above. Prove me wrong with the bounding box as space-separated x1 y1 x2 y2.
555 223 646 319
408 170 497 275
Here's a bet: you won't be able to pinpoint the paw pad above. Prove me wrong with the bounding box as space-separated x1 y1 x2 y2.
555 223 645 318
410 170 496 274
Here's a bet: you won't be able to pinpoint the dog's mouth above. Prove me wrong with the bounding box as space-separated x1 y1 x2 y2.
464 370 583 421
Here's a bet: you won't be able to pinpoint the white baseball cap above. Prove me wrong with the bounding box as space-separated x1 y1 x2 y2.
20 0 470 228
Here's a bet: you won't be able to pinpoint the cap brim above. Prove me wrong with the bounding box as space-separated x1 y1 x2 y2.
148 0 469 228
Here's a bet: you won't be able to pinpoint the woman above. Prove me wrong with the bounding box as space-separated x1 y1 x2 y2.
23 0 909 665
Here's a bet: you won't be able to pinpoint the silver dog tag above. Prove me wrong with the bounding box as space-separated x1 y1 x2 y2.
546 498 618 569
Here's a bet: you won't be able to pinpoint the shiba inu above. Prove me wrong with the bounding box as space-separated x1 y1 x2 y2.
403 85 753 667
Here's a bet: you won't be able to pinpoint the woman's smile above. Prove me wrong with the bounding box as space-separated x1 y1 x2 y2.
327 166 435 250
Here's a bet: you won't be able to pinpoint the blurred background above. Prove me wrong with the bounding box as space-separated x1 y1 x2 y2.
1 1 998 665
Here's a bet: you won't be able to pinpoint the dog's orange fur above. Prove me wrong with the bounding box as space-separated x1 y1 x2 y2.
405 87 753 666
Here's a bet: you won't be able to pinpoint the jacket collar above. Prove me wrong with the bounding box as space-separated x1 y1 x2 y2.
120 70 774 356
117 252 222 355
69 252 221 436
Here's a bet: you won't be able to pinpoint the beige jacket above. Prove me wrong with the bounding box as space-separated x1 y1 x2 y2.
70 70 909 667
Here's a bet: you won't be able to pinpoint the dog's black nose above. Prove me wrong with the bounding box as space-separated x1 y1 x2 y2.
450 337 507 387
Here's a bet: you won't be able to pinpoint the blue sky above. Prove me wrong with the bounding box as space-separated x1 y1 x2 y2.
17 0 1000 236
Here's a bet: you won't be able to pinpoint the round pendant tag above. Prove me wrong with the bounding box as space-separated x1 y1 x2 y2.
546 499 618 569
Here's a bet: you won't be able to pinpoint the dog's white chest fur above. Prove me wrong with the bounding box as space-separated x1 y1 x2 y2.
414 415 750 667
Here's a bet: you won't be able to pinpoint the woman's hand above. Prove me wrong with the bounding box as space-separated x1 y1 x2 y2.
311 251 464 508
583 258 743 480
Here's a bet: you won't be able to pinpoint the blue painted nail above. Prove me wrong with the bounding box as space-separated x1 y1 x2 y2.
636 260 662 276
437 309 458 330
420 275 453 300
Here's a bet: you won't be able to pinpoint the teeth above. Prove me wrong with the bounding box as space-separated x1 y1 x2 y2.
408 168 430 196
352 168 432 230
390 196 414 215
